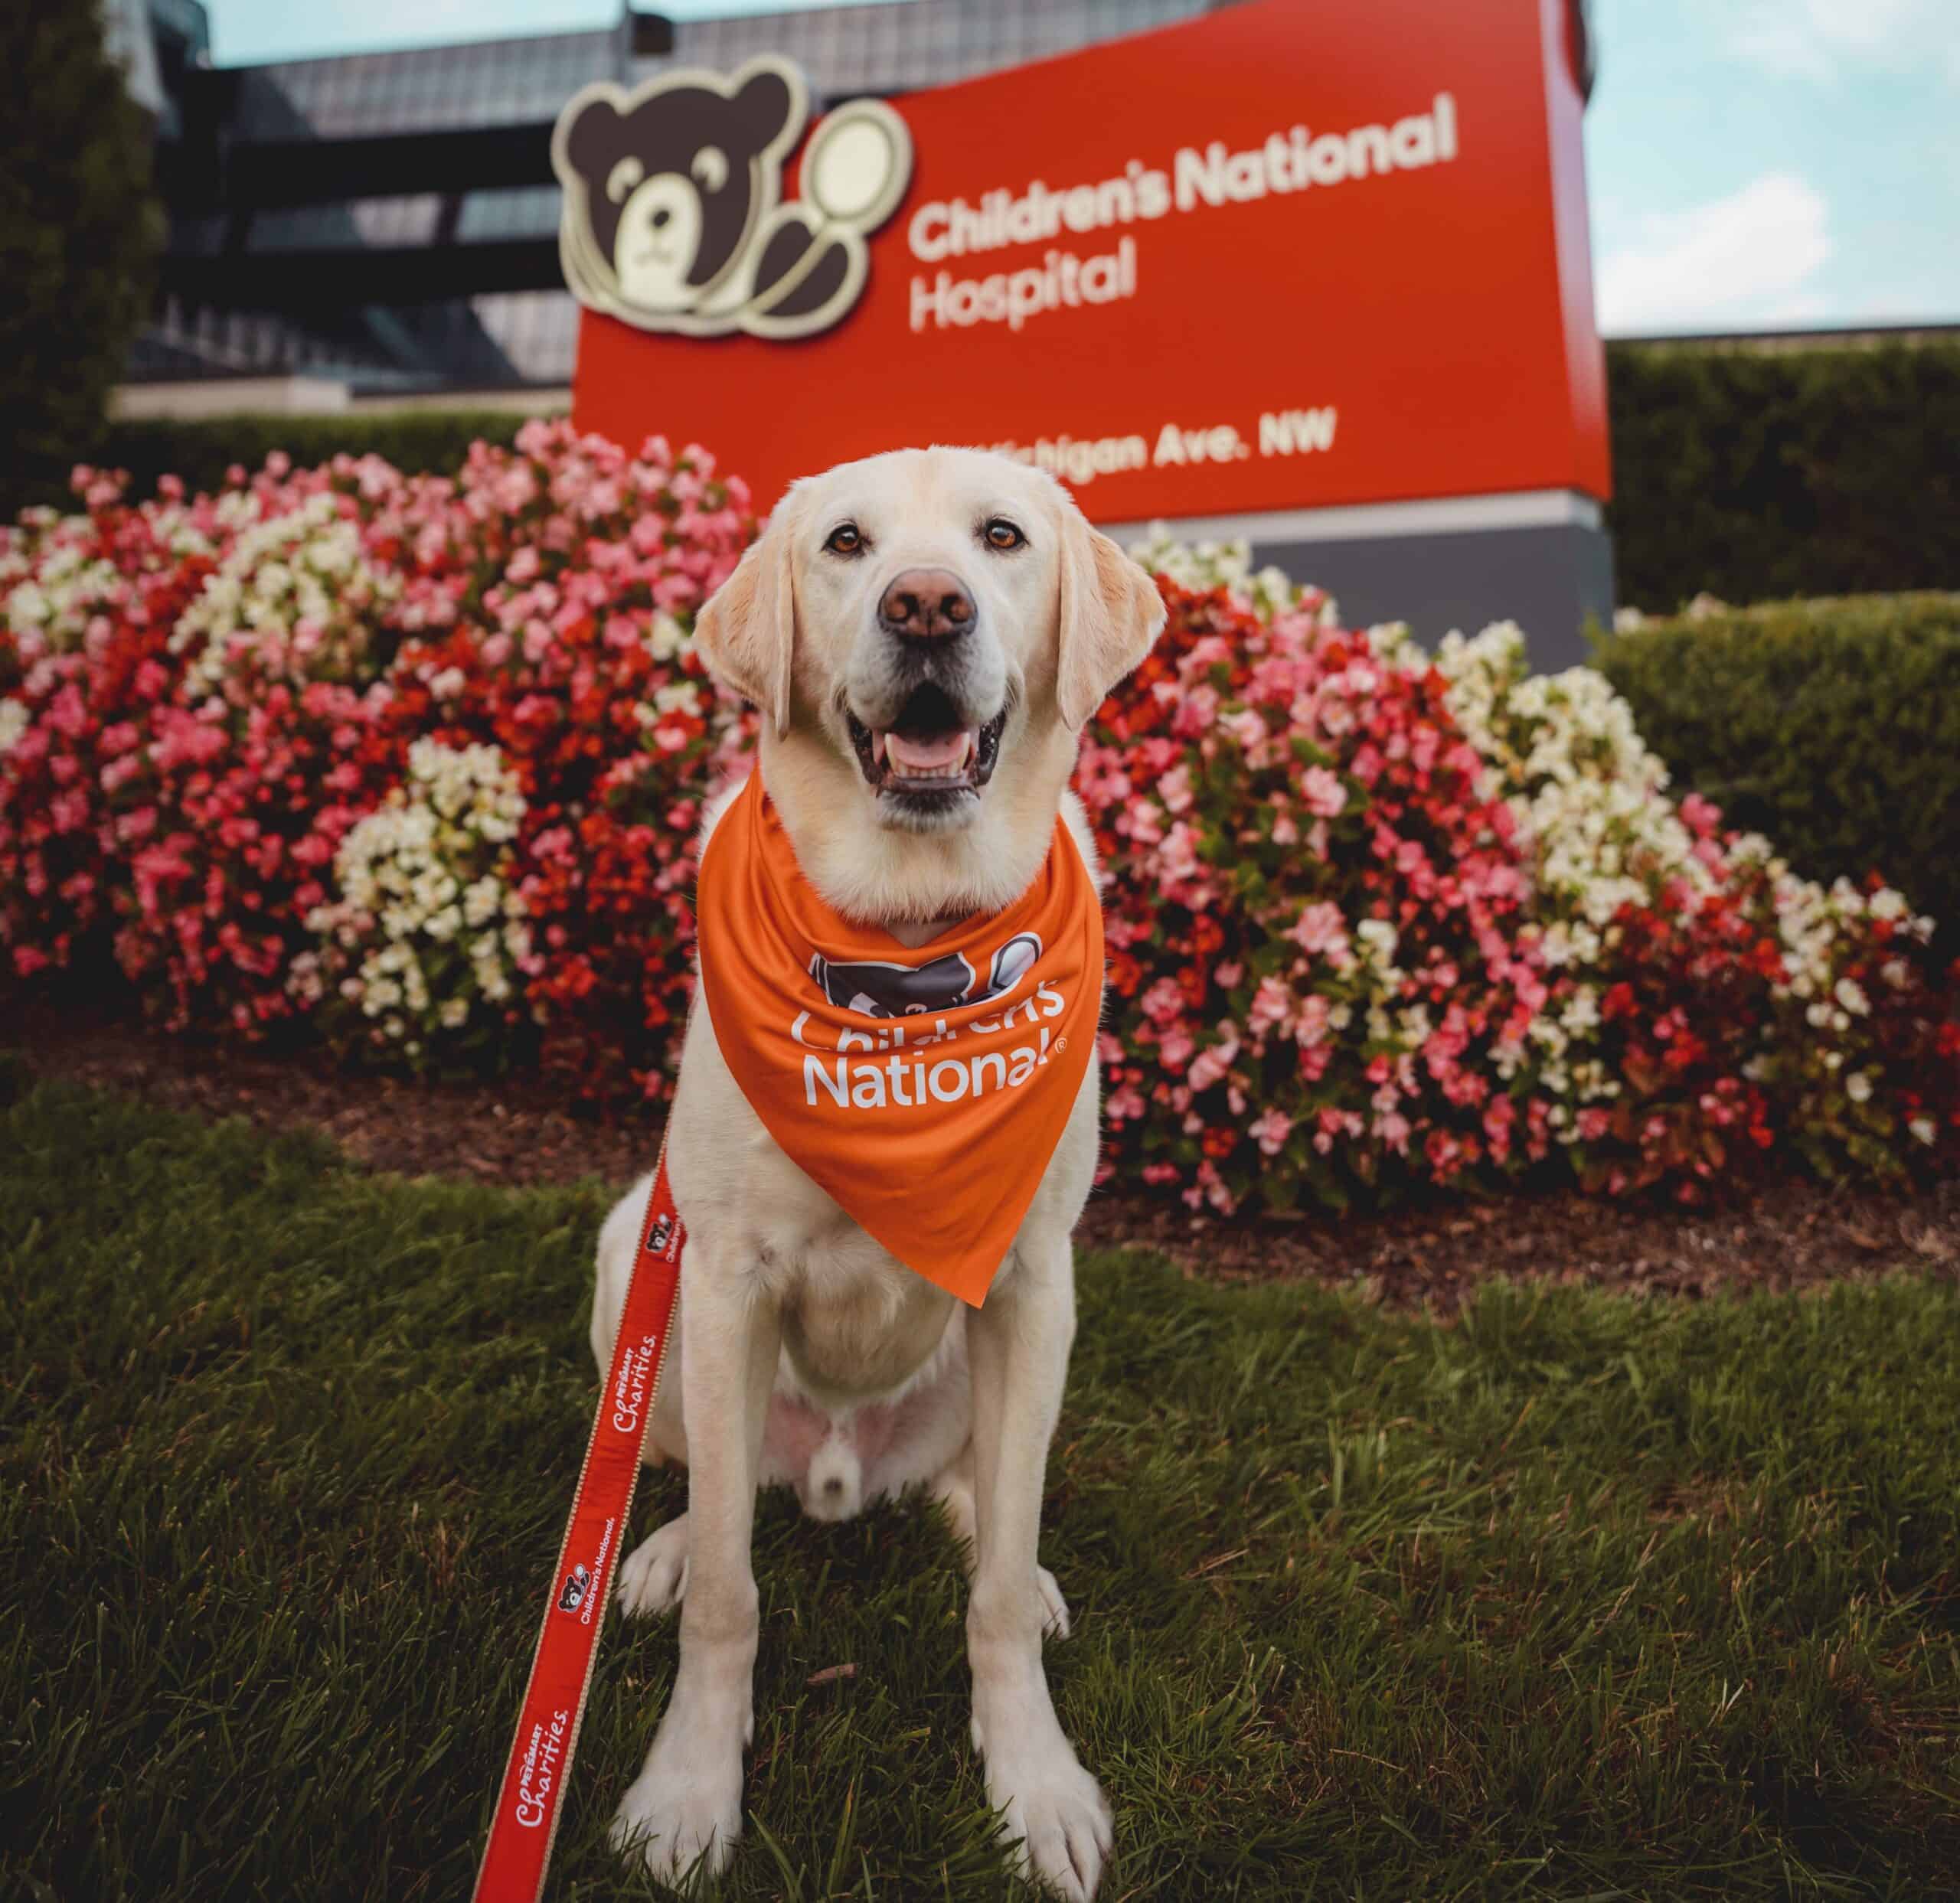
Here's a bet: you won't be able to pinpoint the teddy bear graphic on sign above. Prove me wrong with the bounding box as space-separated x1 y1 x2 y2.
551 54 913 340
807 932 1043 1020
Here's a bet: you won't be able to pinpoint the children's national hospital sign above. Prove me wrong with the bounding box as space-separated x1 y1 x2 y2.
560 0 1606 525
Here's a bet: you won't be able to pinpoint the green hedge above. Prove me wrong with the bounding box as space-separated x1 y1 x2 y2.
1597 592 1960 943
1606 341 1960 612
74 408 551 504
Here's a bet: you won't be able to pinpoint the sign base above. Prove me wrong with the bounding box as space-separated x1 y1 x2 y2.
1108 490 1615 670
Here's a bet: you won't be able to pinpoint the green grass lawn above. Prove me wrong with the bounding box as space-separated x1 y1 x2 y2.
5 1065 1958 1901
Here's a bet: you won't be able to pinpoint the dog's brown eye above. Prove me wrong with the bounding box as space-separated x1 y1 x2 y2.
825 523 864 556
983 519 1024 552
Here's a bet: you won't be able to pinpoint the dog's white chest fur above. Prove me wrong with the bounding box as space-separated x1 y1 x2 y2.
593 1147 972 1524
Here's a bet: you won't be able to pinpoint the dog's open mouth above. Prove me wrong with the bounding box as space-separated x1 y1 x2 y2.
847 684 1004 801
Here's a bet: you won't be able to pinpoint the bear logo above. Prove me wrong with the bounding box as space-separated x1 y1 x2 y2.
808 932 1042 1019
557 1563 591 1613
551 54 912 340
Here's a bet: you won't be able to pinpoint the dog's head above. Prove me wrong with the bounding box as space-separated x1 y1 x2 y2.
694 448 1165 841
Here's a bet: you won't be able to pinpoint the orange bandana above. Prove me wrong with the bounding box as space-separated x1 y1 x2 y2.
694 771 1102 1307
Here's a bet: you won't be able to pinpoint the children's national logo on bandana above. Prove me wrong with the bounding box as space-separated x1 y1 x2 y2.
694 772 1102 1307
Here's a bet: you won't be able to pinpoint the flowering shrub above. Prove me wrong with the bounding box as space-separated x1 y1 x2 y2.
1 423 753 1069
1433 622 1952 1190
2 447 1953 1213
377 430 756 1098
1076 550 1955 1209
1078 580 1549 1213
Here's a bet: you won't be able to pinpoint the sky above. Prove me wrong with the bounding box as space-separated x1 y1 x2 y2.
201 0 1960 337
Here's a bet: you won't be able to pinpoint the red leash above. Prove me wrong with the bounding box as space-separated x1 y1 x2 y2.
472 1154 684 1903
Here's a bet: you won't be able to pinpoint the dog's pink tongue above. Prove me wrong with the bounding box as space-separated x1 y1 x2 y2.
886 730 966 772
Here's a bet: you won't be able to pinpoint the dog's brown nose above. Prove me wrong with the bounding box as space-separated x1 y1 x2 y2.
877 567 975 641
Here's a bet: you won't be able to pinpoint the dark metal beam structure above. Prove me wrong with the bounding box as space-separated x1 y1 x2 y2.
159 237 563 309
158 119 559 212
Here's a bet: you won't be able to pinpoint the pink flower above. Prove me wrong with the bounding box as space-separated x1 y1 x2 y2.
1187 1030 1240 1092
1289 901 1347 956
1301 765 1346 818
1247 975 1293 1039
1679 792 1722 837
1249 1107 1292 1155
1225 709 1266 752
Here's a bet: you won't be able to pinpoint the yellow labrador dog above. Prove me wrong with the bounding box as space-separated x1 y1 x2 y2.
589 446 1163 1898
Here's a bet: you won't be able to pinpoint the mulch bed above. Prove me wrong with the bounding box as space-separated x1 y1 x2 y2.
11 998 1956 1307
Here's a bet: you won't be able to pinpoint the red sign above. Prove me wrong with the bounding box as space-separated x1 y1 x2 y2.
568 0 1608 521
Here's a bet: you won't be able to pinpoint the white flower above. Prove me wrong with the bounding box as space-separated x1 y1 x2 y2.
462 876 501 928
1845 1072 1873 1105
1909 1116 1936 1145
0 697 28 756
1834 977 1870 1017
1530 1015 1570 1057
1355 919 1399 964
1560 987 1600 1036
647 612 689 661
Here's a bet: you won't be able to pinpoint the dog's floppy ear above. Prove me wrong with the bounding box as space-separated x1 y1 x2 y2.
694 504 797 737
1055 498 1167 732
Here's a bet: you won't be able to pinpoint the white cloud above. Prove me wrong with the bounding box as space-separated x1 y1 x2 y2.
1595 172 1831 333
1730 0 1960 82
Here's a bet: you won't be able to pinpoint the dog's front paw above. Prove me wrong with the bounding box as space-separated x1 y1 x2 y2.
616 1516 690 1619
609 1724 744 1885
981 1731 1112 1901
